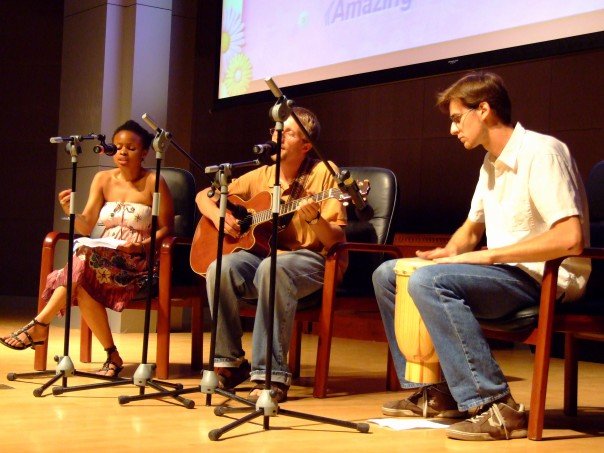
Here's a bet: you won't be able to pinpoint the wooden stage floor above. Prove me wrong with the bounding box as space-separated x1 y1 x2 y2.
1 313 603 451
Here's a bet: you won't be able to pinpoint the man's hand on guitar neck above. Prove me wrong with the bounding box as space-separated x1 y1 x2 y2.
297 197 346 250
297 198 321 223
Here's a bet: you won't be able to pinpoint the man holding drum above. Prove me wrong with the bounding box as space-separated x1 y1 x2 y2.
373 71 590 441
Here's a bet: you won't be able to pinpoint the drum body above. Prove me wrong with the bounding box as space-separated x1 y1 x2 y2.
394 258 442 383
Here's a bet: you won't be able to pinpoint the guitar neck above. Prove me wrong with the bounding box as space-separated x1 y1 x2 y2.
250 188 341 226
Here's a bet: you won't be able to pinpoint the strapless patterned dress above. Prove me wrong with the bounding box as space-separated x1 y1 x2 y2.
42 202 154 313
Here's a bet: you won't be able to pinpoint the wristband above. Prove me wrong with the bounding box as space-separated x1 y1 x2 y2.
306 211 321 225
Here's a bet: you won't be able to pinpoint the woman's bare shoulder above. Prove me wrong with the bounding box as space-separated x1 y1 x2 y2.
96 168 118 180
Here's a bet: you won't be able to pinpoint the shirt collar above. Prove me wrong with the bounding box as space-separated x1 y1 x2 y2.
491 122 525 173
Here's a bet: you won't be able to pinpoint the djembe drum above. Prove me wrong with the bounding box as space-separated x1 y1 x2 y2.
394 257 443 383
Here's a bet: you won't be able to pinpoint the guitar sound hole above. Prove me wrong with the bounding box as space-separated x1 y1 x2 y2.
238 215 252 234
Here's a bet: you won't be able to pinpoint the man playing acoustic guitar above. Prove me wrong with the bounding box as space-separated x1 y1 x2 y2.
194 107 347 402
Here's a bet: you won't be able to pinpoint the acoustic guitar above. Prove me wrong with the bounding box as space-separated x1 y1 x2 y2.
190 181 369 276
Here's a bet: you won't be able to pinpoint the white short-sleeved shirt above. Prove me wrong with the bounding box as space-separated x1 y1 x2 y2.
468 123 591 301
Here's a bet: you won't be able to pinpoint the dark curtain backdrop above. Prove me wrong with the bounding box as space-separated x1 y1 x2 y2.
0 1 63 300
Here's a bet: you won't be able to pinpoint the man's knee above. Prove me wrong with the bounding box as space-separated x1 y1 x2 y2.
373 260 394 288
206 261 216 280
255 257 272 279
407 265 439 300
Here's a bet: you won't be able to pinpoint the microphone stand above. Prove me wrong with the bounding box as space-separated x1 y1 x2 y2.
207 79 370 440
7 135 131 396
112 121 196 408
115 115 263 407
115 114 264 407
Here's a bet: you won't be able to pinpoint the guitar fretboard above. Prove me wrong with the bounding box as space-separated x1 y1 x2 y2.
250 188 342 226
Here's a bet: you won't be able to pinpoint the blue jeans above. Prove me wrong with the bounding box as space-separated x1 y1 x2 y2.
373 260 541 410
206 249 325 386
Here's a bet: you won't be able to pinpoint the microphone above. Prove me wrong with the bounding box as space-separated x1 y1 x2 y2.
142 113 162 133
141 113 172 154
265 77 284 98
50 134 101 143
50 136 73 143
252 140 278 155
339 170 374 221
93 143 118 156
252 140 279 163
91 134 118 156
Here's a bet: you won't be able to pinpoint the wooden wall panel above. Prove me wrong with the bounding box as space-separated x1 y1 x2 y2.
191 4 603 237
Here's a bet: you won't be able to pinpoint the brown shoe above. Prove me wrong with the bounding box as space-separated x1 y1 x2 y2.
247 382 289 404
446 401 528 441
382 383 467 418
215 360 251 391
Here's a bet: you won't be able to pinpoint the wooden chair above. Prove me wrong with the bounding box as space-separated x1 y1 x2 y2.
34 167 203 379
389 160 604 440
234 167 400 398
481 159 604 440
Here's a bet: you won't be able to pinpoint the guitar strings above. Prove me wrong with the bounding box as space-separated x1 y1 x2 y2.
249 188 342 226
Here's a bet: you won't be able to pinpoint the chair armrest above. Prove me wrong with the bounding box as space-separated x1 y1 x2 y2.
322 242 404 299
325 241 404 261
158 235 193 275
534 247 604 340
541 246 604 292
159 234 192 257
579 247 604 259
39 231 78 282
158 235 195 301
42 231 70 248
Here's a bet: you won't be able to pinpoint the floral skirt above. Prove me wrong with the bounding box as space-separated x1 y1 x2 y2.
42 246 154 314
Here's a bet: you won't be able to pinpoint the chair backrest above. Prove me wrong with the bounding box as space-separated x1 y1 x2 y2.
338 166 398 295
158 167 198 288
587 160 604 247
585 160 604 300
161 167 196 238
340 166 398 244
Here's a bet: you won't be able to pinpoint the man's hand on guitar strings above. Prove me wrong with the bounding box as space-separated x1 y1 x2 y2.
213 210 242 238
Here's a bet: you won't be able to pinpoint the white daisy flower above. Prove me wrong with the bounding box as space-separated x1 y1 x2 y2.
221 8 245 64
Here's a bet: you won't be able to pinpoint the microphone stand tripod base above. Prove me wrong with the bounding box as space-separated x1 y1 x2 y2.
55 355 75 376
133 363 155 387
256 389 278 416
200 369 219 394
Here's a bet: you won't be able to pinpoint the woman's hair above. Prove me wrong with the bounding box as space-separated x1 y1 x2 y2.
292 106 321 142
112 120 155 149
436 71 512 125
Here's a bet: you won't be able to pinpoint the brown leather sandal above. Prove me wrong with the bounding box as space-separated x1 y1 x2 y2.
0 318 49 350
247 382 289 403
97 345 124 377
215 360 251 391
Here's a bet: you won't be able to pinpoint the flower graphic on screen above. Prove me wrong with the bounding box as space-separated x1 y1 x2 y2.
224 53 253 96
221 8 245 64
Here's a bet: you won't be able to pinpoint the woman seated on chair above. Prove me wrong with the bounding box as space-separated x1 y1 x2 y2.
0 120 174 377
